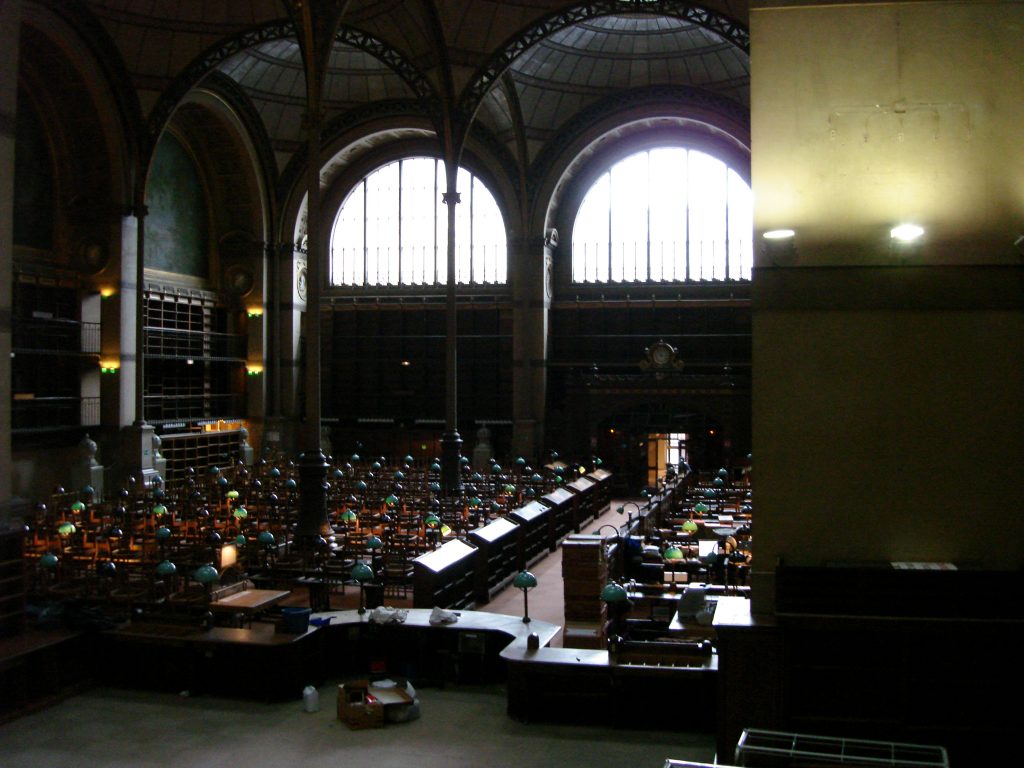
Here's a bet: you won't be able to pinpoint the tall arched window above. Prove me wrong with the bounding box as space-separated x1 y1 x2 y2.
331 157 507 286
571 147 752 283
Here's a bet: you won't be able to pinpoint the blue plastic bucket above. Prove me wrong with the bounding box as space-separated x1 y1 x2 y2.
281 606 311 633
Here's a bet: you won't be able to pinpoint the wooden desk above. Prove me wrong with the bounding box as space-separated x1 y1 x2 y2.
103 620 323 700
210 588 290 613
501 644 718 728
318 608 559 684
209 588 291 626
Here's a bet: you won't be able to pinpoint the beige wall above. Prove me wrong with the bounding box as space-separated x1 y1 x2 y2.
750 2 1024 611
753 1 1024 265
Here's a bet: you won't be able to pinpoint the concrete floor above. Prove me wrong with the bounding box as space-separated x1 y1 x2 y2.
0 684 717 768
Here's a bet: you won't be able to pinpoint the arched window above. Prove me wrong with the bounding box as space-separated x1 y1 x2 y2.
571 147 751 283
330 157 507 286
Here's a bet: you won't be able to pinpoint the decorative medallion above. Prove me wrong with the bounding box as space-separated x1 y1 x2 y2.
641 340 683 372
296 262 308 301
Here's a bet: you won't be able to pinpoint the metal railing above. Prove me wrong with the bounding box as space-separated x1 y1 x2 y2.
13 319 101 354
12 396 100 432
143 327 247 360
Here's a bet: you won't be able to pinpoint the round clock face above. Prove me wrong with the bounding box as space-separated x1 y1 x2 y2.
651 343 672 366
296 266 307 301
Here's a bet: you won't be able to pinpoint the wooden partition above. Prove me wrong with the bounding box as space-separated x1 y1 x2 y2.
412 539 477 609
509 501 553 567
468 517 521 603
587 468 612 512
566 476 597 532
541 487 576 542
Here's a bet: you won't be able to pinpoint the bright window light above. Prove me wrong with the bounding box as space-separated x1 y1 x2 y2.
331 157 507 287
572 147 752 283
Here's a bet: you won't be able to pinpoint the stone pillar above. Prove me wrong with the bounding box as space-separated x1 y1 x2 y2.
511 232 551 462
441 186 463 495
0 0 21 525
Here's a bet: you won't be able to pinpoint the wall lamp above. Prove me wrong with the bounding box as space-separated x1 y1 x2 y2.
761 229 796 263
890 223 924 243
246 364 263 376
100 359 120 374
246 306 263 318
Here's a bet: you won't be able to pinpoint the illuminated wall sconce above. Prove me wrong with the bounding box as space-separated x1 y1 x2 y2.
246 306 263 318
761 229 796 263
99 287 116 299
100 359 120 374
890 223 924 243
246 364 264 376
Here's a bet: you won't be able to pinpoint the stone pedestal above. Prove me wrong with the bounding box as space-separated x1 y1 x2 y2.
70 434 105 499
120 422 162 488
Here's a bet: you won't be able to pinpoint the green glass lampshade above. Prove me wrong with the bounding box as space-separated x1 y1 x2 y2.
703 489 716 499
82 485 95 497
681 519 699 534
530 473 543 484
394 470 405 481
503 484 516 494
70 501 86 513
155 526 172 540
555 476 564 484
404 455 414 465
356 480 368 491
525 487 536 498
58 522 76 537
424 514 441 529
469 496 482 507
429 481 441 493
153 504 168 516
717 467 729 478
513 571 538 590
664 545 685 561
430 462 442 473
284 478 297 489
332 468 344 479
515 456 526 466
269 467 281 477
257 530 276 545
550 451 559 460
209 465 221 476
371 461 382 471
385 494 399 507
341 509 358 523
600 582 629 603
156 560 177 577
351 453 361 462
232 506 248 519
193 563 220 585
713 476 724 487
366 535 383 550
351 562 374 583
226 490 239 500
693 502 709 515
471 472 484 482
40 552 59 568
460 456 470 465
491 464 502 474
595 457 603 466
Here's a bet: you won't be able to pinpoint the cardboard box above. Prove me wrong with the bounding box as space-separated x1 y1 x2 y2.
337 681 384 729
